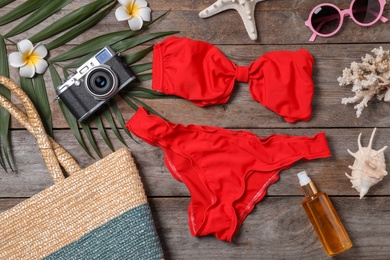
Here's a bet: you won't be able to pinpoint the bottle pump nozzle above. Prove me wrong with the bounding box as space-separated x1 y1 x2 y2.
297 171 318 197
297 171 311 186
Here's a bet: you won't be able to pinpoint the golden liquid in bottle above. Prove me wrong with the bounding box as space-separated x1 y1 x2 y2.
302 192 353 256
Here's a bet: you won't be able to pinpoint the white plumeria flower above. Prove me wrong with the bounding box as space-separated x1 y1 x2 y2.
8 39 48 78
115 0 151 31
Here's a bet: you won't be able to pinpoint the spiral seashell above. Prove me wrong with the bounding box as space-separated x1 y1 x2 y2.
345 128 388 199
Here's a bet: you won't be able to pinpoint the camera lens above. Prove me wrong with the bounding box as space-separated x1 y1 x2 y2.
95 76 107 88
85 66 118 99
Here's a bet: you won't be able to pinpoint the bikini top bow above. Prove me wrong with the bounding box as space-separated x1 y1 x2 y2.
152 36 315 123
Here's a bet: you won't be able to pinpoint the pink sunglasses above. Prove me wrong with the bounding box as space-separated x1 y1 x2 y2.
305 0 388 42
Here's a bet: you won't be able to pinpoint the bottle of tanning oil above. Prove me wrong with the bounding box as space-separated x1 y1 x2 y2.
297 171 352 256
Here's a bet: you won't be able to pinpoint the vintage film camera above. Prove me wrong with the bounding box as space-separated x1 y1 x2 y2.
56 46 136 122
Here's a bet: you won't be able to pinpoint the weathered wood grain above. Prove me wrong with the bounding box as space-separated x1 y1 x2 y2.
1 128 389 198
1 197 390 259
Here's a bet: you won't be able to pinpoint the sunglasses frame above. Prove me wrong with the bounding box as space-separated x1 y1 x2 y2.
305 0 388 42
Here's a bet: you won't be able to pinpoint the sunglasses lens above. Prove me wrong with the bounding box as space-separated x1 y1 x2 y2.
311 6 341 35
352 0 381 24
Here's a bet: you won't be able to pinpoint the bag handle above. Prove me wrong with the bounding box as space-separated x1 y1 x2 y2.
1 104 82 176
0 76 81 183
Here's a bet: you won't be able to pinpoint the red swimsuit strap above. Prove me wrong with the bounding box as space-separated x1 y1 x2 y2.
152 36 315 123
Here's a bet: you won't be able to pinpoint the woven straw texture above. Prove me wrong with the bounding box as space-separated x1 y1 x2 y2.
0 76 163 259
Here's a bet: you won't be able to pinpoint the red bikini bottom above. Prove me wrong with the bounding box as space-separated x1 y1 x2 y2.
126 107 331 242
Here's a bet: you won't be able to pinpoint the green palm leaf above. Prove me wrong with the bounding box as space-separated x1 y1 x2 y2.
135 73 152 82
129 62 152 74
0 0 15 9
124 47 154 65
63 53 95 69
20 76 53 137
50 30 140 62
81 122 102 158
0 35 12 171
5 0 73 38
50 11 172 63
127 90 166 99
63 43 151 70
29 0 113 44
127 87 173 99
128 95 166 119
0 141 4 171
143 10 171 28
102 108 127 146
112 31 178 53
49 64 93 157
93 116 114 152
0 147 4 171
0 0 46 26
46 2 116 51
32 75 53 137
121 95 139 111
109 100 135 141
19 77 36 108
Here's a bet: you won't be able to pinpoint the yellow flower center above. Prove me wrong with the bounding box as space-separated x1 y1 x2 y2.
126 2 140 17
23 53 39 65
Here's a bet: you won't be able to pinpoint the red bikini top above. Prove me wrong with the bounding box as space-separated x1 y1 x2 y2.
152 36 315 123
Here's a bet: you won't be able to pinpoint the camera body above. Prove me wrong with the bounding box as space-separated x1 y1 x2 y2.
56 46 136 122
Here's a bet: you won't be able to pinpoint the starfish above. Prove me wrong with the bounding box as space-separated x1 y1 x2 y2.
199 0 265 41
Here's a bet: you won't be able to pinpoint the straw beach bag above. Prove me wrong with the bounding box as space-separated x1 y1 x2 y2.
0 76 164 259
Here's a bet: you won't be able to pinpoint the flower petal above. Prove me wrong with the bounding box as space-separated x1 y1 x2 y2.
128 16 143 30
33 58 48 74
137 7 151 21
17 39 34 55
134 0 148 8
32 43 48 58
118 0 133 8
9 52 27 68
115 6 131 21
19 62 36 78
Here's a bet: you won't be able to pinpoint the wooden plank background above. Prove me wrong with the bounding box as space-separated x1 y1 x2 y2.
1 0 390 259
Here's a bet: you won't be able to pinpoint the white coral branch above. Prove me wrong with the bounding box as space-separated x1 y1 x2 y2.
340 46 390 118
